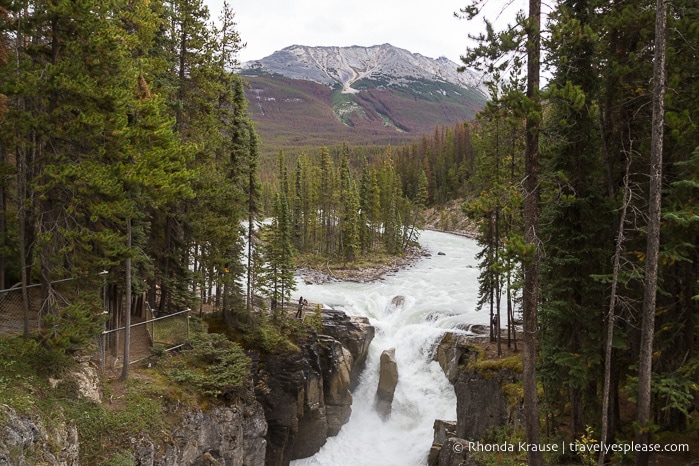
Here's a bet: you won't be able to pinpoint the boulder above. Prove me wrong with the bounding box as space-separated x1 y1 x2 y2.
387 295 405 312
71 361 102 403
375 348 398 420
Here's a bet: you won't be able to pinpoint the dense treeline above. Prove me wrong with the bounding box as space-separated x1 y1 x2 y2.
458 0 698 463
0 0 261 344
393 123 475 205
262 121 477 275
269 145 425 268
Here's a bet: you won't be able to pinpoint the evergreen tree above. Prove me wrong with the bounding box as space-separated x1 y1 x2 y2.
538 0 615 437
261 192 295 317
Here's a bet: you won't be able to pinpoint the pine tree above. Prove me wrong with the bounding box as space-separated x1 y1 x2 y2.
635 1 667 463
262 192 295 317
538 0 616 437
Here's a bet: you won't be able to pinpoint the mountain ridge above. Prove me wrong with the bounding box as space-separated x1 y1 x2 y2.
243 44 485 95
239 44 487 154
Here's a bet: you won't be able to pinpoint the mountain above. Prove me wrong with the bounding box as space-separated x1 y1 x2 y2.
240 44 487 153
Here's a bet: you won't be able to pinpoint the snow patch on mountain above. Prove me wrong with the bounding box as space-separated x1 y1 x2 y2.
243 44 486 96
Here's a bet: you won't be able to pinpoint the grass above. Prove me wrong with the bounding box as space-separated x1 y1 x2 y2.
468 354 523 374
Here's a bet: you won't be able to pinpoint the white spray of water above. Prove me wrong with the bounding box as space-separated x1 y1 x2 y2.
291 230 485 466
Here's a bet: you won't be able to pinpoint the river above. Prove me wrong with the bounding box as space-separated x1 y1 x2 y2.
291 229 486 466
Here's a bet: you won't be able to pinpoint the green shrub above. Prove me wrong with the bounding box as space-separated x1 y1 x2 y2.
0 337 64 411
305 304 323 334
162 332 250 398
68 387 164 464
242 314 300 355
38 300 105 359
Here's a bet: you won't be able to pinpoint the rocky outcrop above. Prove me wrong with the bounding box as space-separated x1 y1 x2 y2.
320 309 374 390
434 332 479 384
256 309 375 465
430 437 476 466
430 332 523 464
0 362 105 465
0 403 79 466
71 361 103 403
255 340 326 465
133 400 267 466
427 420 457 466
1 310 372 466
375 348 398 420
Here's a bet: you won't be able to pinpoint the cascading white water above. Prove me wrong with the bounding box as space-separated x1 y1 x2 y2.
291 229 486 466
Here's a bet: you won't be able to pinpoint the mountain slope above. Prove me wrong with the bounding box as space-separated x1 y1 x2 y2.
240 44 487 152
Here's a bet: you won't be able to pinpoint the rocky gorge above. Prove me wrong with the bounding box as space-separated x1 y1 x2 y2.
0 309 374 466
1 230 511 466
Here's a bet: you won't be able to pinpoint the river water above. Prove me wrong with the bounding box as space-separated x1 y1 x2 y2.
291 229 486 466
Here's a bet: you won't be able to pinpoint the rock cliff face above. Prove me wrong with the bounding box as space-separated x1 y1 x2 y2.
455 367 522 441
0 403 79 466
434 332 480 384
319 310 374 390
429 332 523 466
134 399 267 466
256 310 375 465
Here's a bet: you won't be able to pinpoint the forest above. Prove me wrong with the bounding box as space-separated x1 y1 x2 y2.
0 0 698 465
0 0 262 330
451 0 699 465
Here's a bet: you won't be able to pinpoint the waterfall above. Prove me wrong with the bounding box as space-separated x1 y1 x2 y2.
292 230 485 466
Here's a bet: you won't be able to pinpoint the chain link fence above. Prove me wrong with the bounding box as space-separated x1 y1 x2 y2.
1 280 190 372
97 307 190 371
0 279 76 336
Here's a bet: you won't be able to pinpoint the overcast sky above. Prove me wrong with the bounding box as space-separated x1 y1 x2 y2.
204 0 526 65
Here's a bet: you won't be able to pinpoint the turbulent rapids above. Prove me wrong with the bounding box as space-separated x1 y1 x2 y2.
292 229 486 466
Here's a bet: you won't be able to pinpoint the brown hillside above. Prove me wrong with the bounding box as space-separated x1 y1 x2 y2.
242 74 484 157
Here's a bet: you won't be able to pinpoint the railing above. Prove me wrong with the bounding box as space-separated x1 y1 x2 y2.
97 308 190 372
1 279 190 372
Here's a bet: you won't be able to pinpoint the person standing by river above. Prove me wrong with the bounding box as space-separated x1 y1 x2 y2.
296 297 306 318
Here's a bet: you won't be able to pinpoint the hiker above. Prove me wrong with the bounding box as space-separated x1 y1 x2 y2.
296 296 304 318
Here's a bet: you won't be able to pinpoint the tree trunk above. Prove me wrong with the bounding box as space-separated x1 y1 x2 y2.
0 143 5 289
522 0 543 464
599 154 632 465
636 1 667 464
120 219 132 381
17 145 31 339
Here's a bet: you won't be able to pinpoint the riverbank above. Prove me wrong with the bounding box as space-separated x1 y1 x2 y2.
297 244 426 285
422 200 479 239
296 204 479 285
